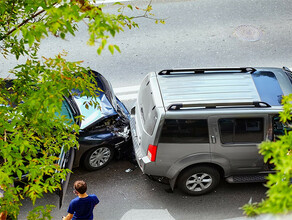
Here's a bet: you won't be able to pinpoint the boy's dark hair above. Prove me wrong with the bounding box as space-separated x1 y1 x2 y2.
74 180 87 194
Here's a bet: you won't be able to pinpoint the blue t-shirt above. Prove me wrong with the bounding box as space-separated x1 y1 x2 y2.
68 194 99 220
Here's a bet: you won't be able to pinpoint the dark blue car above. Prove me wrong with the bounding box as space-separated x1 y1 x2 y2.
67 70 131 171
1 71 130 208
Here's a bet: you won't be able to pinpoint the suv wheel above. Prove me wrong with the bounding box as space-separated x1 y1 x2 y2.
83 146 114 171
177 166 220 195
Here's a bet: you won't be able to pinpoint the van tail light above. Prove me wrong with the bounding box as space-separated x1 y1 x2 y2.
147 145 157 162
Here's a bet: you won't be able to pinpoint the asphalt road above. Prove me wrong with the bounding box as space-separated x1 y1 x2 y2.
2 0 292 88
19 159 267 220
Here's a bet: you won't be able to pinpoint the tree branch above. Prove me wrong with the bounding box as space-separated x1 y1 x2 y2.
4 130 7 163
3 0 58 39
4 9 46 38
6 0 16 31
144 0 153 17
132 14 165 21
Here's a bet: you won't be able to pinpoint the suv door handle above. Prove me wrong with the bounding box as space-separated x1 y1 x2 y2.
211 136 216 144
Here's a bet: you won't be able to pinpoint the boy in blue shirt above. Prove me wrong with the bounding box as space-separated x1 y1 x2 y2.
63 180 99 220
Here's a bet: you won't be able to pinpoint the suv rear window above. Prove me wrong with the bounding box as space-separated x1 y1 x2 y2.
159 119 209 143
219 118 264 144
138 79 158 135
251 71 283 106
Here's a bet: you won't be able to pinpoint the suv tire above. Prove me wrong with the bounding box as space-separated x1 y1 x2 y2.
83 146 114 171
177 166 220 195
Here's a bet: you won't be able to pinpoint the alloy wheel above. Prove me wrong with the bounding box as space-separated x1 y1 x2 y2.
185 173 213 192
89 147 111 168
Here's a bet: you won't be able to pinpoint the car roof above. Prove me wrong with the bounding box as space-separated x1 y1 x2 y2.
155 67 292 111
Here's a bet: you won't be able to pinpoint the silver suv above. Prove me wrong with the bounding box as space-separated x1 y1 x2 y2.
130 67 292 195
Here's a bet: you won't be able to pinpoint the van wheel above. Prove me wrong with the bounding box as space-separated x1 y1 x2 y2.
83 146 114 171
177 166 220 195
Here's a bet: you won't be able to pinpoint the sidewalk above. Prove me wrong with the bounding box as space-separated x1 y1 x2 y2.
121 209 175 220
226 214 292 220
119 209 292 220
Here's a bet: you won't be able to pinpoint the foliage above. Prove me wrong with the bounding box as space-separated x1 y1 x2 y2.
0 0 156 219
0 0 143 58
27 205 55 220
0 54 98 219
243 94 292 216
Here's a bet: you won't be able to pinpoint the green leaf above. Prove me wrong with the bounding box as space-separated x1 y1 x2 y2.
60 32 66 39
17 170 22 180
113 2 124 6
101 38 107 48
108 44 114 54
114 45 121 53
20 144 25 154
127 5 133 10
97 46 102 55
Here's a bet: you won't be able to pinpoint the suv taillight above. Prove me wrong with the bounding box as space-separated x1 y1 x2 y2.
147 145 157 162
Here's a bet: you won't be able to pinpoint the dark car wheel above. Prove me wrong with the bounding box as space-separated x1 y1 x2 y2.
177 166 220 195
83 146 114 171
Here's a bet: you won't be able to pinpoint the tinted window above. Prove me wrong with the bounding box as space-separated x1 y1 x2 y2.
273 115 292 139
251 71 283 106
159 119 209 143
138 78 158 135
219 118 264 144
55 100 75 125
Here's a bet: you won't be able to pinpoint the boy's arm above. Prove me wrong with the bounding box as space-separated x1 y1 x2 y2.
62 213 73 220
0 211 7 220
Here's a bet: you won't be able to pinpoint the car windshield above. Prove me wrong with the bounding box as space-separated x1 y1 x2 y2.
72 94 116 130
71 70 118 112
55 100 75 125
97 74 118 112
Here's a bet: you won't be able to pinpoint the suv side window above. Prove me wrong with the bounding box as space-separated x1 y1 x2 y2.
273 115 292 140
219 118 264 144
159 119 209 143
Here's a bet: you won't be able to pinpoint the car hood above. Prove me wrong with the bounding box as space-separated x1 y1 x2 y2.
73 94 117 130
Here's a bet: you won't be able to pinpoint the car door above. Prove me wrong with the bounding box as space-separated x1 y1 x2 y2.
156 118 211 176
57 146 75 208
209 115 267 175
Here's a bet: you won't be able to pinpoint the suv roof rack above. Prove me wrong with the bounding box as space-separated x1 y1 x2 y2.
283 66 292 73
167 101 271 111
158 67 256 75
282 66 292 83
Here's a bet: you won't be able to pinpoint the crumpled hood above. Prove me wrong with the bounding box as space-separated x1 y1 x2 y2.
73 94 117 130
